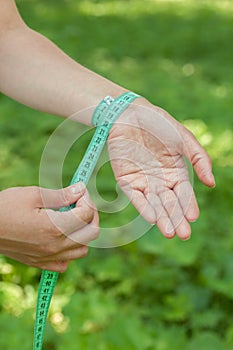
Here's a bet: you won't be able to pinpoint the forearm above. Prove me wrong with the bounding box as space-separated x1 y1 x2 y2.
0 25 127 125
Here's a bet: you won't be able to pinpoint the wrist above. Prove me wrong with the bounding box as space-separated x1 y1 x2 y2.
92 91 141 129
69 84 128 126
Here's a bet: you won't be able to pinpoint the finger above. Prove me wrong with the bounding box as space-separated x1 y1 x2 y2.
38 182 86 209
35 260 70 273
156 205 176 239
1 251 70 273
32 245 89 263
45 192 95 236
146 192 176 238
183 129 215 187
173 181 199 222
73 190 98 225
68 222 99 245
158 190 191 240
68 208 99 244
146 192 162 222
123 187 157 224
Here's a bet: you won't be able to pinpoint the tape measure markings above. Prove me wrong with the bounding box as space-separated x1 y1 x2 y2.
33 92 140 350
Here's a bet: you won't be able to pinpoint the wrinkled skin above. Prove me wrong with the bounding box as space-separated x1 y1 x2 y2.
108 98 215 240
0 184 99 272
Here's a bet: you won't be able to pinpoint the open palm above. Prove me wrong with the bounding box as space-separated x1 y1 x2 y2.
107 99 215 240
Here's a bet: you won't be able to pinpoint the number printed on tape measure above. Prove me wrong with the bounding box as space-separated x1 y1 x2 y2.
33 92 140 350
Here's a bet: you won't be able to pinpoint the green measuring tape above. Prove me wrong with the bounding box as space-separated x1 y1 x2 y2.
33 91 140 350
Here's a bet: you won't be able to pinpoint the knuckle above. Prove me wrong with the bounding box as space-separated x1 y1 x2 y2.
81 246 89 257
50 225 64 239
83 207 95 224
58 261 69 273
29 185 41 198
41 216 64 239
41 243 59 256
29 255 40 264
91 226 100 241
62 188 74 207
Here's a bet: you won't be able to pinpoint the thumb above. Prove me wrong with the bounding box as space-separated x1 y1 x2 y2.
38 182 87 209
183 129 215 188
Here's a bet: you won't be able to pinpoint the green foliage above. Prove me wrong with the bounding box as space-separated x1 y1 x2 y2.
0 0 232 349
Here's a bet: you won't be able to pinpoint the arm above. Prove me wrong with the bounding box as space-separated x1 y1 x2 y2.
0 0 101 271
0 0 126 125
0 0 215 244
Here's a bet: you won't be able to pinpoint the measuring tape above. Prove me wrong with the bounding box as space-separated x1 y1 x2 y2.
33 92 140 350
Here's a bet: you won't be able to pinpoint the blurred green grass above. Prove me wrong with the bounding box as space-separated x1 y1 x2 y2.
0 0 232 349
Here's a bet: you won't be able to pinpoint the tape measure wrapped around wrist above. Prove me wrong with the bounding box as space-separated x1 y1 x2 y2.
33 91 140 350
92 91 140 127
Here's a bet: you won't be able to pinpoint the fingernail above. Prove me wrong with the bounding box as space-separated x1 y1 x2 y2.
212 175 216 188
183 235 191 241
166 230 175 238
208 172 215 187
165 223 174 237
70 182 86 194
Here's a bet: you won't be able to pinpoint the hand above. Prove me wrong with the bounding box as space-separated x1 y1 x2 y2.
0 183 99 272
108 98 215 240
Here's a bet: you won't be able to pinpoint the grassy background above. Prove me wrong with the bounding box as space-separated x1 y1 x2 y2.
0 0 232 349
